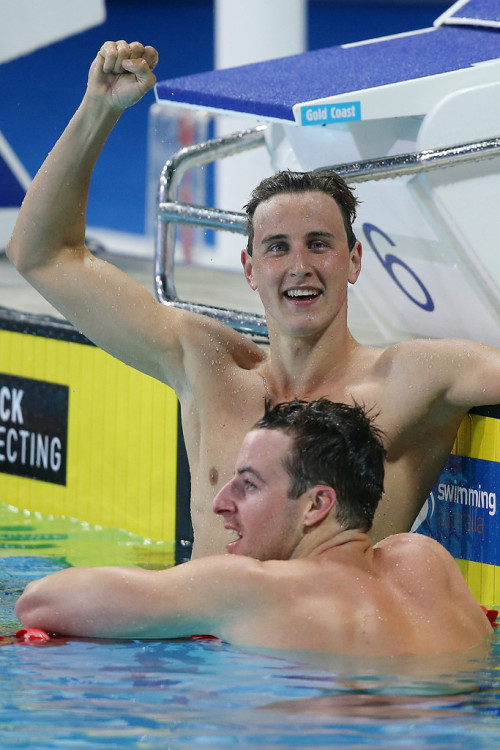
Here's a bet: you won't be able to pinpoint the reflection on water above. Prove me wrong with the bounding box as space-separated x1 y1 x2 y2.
0 501 175 568
1 502 500 748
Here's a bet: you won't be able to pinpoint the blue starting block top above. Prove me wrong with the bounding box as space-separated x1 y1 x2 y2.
155 0 500 125
439 0 500 27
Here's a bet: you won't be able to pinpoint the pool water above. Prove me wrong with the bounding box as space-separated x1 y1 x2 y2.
1 503 500 749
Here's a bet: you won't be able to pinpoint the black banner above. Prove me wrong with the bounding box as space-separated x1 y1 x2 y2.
0 373 68 485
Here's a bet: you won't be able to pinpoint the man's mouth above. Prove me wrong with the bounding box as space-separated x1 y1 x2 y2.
225 527 242 552
284 288 322 302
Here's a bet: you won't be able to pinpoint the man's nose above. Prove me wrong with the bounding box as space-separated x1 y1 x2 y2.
212 480 235 515
289 247 312 277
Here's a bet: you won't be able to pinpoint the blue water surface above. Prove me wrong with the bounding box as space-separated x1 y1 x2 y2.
1 505 500 748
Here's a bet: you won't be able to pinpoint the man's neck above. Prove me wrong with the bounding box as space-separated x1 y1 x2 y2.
263 324 360 402
292 525 374 562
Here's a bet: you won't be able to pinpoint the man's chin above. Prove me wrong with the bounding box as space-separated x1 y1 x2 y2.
227 542 261 559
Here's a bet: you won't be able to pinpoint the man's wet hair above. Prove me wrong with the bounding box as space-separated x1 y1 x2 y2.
253 398 385 532
244 169 359 256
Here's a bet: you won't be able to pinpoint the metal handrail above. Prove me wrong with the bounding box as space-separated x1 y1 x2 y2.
155 127 500 337
327 135 500 182
155 125 268 337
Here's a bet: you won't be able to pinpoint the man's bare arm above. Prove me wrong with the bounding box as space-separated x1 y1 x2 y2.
14 556 263 640
442 338 500 409
6 41 192 391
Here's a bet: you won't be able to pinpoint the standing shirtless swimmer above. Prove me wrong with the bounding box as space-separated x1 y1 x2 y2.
7 41 500 558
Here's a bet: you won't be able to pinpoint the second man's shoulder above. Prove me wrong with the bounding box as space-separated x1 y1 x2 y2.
375 531 452 562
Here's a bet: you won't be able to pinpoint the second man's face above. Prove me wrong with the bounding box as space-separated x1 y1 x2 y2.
212 428 307 561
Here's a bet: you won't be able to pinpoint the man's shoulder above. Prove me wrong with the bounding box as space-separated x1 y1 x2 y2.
178 308 266 369
345 339 437 374
369 337 485 383
187 554 299 603
375 531 451 561
378 336 483 363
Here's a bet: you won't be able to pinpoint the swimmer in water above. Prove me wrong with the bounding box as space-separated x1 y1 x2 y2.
15 399 494 655
6 41 500 558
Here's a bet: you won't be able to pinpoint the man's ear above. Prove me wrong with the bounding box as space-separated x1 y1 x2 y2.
303 486 336 528
348 240 362 285
241 249 258 290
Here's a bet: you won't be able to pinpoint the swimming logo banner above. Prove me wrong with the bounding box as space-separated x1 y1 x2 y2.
0 373 68 485
417 453 500 566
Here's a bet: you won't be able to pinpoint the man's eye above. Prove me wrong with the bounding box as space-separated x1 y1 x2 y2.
244 479 257 490
267 244 286 254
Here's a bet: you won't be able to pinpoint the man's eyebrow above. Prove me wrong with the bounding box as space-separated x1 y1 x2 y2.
260 233 288 245
237 467 265 484
260 231 336 245
305 231 336 240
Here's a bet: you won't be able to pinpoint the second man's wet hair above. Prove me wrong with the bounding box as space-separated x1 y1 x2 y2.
253 398 385 532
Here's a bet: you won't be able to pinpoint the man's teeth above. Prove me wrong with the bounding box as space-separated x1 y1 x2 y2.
227 529 242 539
286 289 319 298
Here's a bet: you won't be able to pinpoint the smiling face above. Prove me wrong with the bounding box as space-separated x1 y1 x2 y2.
241 191 361 337
212 428 307 560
